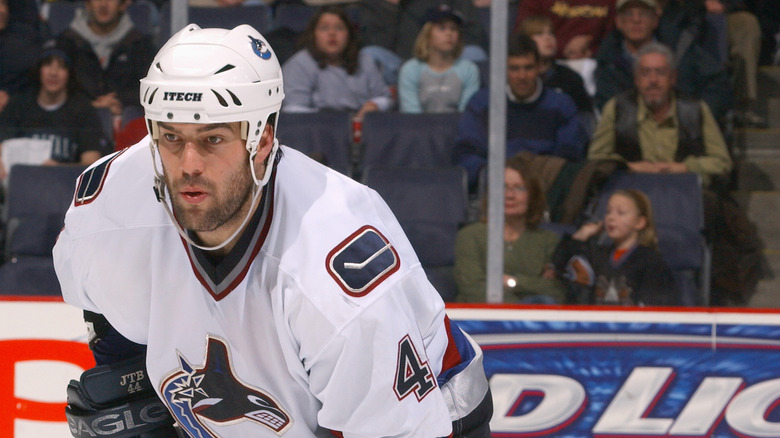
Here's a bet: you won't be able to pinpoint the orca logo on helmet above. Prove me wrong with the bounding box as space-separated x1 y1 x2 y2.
249 35 272 60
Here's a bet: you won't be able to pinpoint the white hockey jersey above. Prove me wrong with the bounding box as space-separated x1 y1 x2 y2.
54 138 488 437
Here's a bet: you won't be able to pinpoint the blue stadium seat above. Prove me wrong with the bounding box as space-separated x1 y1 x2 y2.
190 5 272 32
358 112 460 177
43 1 81 37
276 111 353 177
158 0 171 43
0 257 61 297
272 3 316 33
0 165 85 296
591 171 709 306
477 3 519 44
160 4 273 42
127 0 158 37
362 166 469 302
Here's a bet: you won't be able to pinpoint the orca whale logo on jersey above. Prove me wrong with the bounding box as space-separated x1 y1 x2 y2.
249 35 272 60
160 336 292 437
326 225 400 297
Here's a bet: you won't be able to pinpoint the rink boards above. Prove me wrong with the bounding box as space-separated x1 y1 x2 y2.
2 298 780 437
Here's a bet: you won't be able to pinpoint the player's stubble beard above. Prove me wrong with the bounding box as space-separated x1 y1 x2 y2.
164 163 255 235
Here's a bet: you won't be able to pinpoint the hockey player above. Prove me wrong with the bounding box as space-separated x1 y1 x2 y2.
53 23 492 437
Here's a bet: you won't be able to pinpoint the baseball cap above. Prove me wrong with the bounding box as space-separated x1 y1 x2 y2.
420 4 464 26
617 0 658 11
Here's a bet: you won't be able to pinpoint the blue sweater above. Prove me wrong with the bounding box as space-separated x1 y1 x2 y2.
456 86 587 186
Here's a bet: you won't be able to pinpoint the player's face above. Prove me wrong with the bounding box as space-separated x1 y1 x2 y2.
507 54 539 101
635 52 676 111
531 26 557 59
428 20 460 54
156 122 255 237
604 193 646 248
40 57 69 95
504 167 529 219
314 13 349 61
87 0 127 29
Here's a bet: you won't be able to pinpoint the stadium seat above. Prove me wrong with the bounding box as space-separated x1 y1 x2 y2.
591 171 709 306
0 165 85 296
96 107 116 147
272 3 316 33
127 0 158 37
190 5 272 32
161 5 273 42
43 0 81 37
0 257 61 297
157 1 171 43
276 111 354 177
358 112 460 177
477 3 519 44
362 166 469 301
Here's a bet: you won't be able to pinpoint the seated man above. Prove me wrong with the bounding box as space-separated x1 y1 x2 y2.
594 0 732 121
589 41 731 186
456 34 587 189
589 42 763 307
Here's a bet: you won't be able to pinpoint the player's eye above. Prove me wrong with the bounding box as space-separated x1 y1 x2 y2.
205 136 223 145
162 133 179 142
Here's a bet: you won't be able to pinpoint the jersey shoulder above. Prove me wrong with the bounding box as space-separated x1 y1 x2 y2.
64 136 169 238
270 147 430 309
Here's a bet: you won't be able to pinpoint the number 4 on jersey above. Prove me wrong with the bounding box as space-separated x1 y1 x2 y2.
394 335 436 402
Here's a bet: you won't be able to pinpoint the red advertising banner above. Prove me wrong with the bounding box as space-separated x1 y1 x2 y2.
0 298 93 437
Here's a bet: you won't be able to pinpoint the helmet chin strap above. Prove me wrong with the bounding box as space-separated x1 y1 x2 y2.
149 139 271 252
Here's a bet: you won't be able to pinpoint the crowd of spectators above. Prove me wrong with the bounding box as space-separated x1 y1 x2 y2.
1 0 776 306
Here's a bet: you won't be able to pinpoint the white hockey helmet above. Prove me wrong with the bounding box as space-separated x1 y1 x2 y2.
140 23 284 186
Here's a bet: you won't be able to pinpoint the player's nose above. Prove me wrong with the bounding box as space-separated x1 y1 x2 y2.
180 142 205 175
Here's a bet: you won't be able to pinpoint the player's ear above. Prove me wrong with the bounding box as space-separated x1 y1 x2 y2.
253 123 275 167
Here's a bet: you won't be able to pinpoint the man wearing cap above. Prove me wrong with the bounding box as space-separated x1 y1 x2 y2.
594 0 731 121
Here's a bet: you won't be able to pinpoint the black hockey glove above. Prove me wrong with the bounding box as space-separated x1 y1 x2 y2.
65 354 179 438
